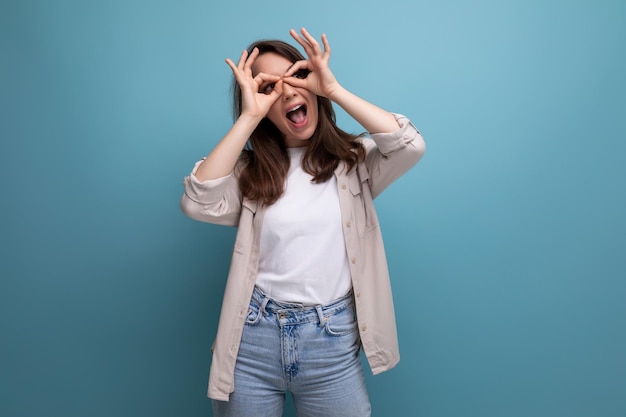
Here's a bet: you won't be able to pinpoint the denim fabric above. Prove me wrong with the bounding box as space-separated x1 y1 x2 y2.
213 287 371 417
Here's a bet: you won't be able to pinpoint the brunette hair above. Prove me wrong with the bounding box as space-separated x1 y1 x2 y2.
232 39 365 205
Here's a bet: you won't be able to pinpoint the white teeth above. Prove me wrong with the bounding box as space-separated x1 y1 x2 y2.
288 104 303 113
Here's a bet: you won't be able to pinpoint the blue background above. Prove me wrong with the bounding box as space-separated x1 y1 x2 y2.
2 0 625 416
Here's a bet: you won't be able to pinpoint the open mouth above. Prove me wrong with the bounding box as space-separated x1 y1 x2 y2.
286 104 308 126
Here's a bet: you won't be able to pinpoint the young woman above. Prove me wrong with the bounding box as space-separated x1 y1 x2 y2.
181 28 425 417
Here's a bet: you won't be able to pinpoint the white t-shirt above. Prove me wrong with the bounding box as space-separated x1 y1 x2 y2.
255 146 351 305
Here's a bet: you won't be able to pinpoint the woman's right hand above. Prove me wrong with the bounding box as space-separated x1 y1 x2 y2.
225 47 283 120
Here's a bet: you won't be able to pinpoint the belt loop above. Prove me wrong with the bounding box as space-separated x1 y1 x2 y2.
259 296 270 317
315 305 326 327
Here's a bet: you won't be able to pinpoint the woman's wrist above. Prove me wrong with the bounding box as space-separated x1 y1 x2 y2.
237 112 265 127
326 84 348 104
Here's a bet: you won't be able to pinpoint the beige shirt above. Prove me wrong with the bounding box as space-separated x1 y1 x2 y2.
180 114 425 401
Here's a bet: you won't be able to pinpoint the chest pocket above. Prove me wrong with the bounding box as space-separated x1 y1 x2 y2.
348 164 379 237
233 198 259 254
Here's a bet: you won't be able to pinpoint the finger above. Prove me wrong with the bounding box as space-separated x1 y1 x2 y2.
225 58 238 73
290 28 313 56
282 76 307 90
300 27 322 55
236 49 248 71
244 47 259 73
253 73 282 95
269 78 284 97
321 33 331 58
283 60 309 77
253 72 281 86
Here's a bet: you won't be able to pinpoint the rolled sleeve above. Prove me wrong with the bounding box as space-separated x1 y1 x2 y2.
180 159 243 226
184 159 236 204
362 114 426 198
369 114 424 156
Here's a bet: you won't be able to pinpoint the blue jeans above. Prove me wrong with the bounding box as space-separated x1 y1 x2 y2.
213 287 371 417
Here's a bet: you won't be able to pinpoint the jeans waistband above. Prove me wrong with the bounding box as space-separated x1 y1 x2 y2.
250 286 354 326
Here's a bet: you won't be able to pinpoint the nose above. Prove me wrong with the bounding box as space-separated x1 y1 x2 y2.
281 81 297 100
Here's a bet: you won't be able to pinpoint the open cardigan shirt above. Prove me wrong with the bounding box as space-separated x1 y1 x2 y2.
181 114 425 401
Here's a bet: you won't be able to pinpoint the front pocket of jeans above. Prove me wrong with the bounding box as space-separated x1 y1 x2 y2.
324 309 358 337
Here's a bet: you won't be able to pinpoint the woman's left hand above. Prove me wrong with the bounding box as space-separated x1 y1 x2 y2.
283 28 342 99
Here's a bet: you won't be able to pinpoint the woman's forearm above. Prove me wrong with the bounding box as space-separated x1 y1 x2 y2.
193 114 262 182
328 85 400 134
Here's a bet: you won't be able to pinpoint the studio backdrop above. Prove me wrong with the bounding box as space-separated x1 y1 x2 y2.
2 0 625 416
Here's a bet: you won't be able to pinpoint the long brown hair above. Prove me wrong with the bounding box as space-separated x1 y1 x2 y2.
233 39 365 205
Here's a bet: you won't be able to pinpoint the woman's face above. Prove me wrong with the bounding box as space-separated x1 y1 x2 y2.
252 52 318 147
